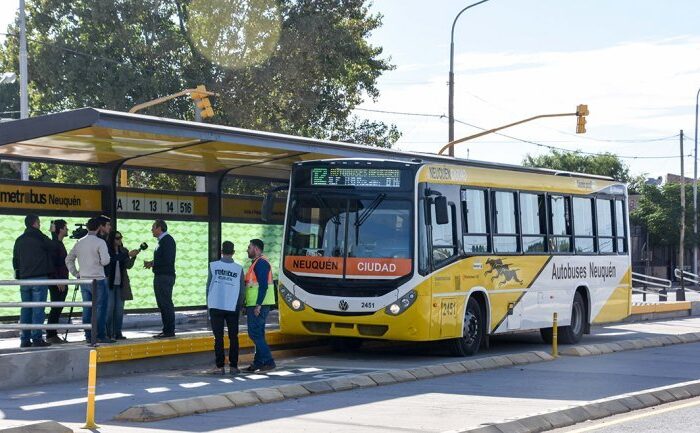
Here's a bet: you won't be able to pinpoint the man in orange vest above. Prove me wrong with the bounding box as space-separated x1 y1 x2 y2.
244 239 276 372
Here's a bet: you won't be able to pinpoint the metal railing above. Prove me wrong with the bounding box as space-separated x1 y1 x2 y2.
0 278 97 345
631 272 672 301
673 269 700 294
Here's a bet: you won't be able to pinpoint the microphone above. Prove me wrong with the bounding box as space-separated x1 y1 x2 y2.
139 242 149 251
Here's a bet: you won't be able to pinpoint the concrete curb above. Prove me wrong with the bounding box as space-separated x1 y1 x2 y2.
559 332 700 357
460 378 700 433
0 421 72 433
115 350 555 422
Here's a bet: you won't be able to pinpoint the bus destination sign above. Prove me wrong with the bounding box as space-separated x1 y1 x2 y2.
310 167 401 188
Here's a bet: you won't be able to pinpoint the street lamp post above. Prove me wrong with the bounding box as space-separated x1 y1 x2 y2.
19 0 29 180
448 0 491 156
694 87 700 282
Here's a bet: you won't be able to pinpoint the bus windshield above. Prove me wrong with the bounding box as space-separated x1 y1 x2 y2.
284 194 412 280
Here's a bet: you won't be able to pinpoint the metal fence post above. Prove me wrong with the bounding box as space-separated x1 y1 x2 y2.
90 279 97 346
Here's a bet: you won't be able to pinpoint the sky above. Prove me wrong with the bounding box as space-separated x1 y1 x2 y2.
1 0 700 178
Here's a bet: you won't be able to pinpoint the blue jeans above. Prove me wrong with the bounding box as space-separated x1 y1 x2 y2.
81 279 109 340
19 278 48 343
246 306 274 366
106 285 125 338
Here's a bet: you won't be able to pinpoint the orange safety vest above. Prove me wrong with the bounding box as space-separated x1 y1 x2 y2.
244 255 275 306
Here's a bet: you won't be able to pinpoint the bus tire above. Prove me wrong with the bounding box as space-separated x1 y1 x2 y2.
330 337 363 352
449 297 484 357
540 291 585 345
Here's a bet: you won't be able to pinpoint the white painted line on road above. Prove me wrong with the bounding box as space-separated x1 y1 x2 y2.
180 382 210 389
246 374 268 380
20 392 132 411
145 387 170 394
219 379 234 383
267 371 294 376
565 397 700 432
234 377 246 382
298 367 323 373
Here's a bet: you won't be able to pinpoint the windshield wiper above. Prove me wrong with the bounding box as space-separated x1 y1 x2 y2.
355 193 386 228
313 193 342 225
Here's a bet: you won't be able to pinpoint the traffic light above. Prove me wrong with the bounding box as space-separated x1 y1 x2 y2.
191 85 215 120
576 104 588 134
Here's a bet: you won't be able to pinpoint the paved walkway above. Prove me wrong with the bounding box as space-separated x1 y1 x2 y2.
0 317 699 432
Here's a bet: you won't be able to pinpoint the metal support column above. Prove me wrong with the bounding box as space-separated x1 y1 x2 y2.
205 171 227 262
97 163 121 231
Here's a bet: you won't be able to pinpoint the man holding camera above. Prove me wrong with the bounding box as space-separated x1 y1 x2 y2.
144 219 177 338
65 217 112 344
12 214 56 348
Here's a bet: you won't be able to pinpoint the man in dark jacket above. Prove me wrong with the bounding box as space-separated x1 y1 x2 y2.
12 214 55 348
144 219 176 338
46 219 69 344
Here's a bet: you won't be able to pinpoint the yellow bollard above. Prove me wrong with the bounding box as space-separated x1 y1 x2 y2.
83 349 98 429
552 312 558 358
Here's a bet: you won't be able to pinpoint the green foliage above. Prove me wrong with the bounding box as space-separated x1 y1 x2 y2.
631 182 697 248
0 0 400 150
523 149 631 182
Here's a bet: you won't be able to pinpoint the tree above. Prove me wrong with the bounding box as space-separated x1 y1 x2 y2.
0 1 400 192
632 182 697 249
523 150 631 182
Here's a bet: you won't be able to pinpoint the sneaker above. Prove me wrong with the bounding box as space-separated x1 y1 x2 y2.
115 335 127 340
47 336 66 345
229 367 241 375
32 340 51 347
154 332 175 339
244 364 261 373
209 367 225 375
258 363 276 372
97 338 116 344
19 340 32 348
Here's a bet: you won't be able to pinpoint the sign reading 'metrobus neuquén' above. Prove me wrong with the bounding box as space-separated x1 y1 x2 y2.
0 183 103 212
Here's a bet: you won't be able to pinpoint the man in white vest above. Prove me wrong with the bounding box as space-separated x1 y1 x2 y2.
206 241 245 375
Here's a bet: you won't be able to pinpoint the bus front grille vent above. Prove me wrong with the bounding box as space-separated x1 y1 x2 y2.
357 324 389 337
302 321 332 334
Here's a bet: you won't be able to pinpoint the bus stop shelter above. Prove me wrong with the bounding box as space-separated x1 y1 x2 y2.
0 107 455 261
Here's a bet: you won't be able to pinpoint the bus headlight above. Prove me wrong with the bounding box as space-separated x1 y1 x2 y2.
385 290 417 316
279 285 305 311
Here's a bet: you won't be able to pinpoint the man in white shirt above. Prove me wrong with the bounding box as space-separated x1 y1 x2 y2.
206 241 245 375
66 217 112 344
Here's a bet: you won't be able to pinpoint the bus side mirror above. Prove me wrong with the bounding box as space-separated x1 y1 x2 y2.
434 196 449 225
261 193 275 222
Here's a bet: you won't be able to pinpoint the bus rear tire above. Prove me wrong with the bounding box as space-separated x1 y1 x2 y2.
540 291 585 345
330 337 363 352
449 297 484 357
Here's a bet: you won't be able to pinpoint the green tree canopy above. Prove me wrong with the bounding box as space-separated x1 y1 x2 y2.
523 149 631 182
631 182 697 248
0 0 400 189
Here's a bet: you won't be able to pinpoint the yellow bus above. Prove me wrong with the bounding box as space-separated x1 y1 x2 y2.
277 158 631 355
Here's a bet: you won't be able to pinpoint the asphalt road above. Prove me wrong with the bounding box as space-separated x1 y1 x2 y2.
0 317 698 432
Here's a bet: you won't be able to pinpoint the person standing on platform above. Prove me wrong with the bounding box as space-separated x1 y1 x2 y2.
105 231 139 340
13 214 55 348
65 217 112 343
206 241 245 375
244 239 276 372
46 219 69 344
144 219 177 338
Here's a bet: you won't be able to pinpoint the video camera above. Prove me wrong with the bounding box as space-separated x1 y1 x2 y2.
70 223 88 239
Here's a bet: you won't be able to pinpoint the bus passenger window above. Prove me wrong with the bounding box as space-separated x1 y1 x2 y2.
615 200 627 253
461 189 489 253
573 197 595 253
520 193 546 253
596 199 614 253
549 195 572 252
493 191 518 253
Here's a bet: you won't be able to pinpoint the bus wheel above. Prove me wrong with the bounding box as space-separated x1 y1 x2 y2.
540 291 585 345
449 297 483 357
330 337 364 352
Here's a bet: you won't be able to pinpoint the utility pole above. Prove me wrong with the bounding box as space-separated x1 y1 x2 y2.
679 130 687 301
19 0 29 181
694 88 699 283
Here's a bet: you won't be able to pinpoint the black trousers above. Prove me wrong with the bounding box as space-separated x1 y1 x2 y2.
209 308 240 368
154 274 176 334
46 285 68 338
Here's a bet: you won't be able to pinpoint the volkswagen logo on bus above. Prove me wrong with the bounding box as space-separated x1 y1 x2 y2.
338 300 349 311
